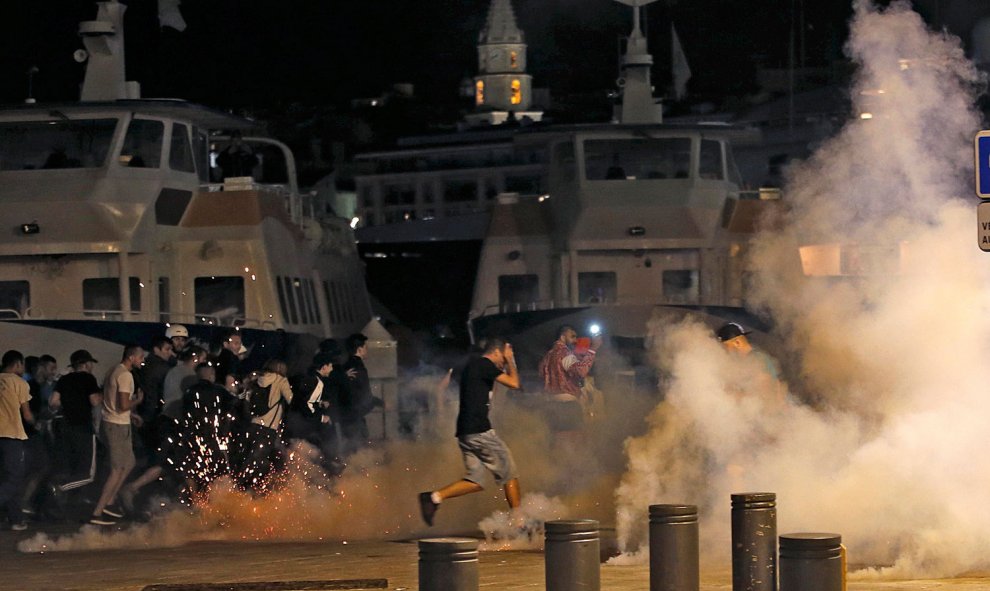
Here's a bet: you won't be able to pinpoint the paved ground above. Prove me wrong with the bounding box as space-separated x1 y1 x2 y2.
3 525 990 591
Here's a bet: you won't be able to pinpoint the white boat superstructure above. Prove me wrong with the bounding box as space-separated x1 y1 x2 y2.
0 1 370 363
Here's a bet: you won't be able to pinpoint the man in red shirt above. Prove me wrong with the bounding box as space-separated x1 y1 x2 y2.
538 325 601 439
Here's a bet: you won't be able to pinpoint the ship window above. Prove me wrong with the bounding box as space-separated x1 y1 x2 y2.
699 140 724 180
323 281 337 324
83 277 142 314
0 281 30 319
578 272 617 304
308 279 322 325
498 274 538 312
283 277 300 324
119 119 164 168
510 79 522 105
384 184 415 206
193 128 210 182
276 276 290 323
475 80 485 106
584 138 691 181
662 270 699 304
444 180 477 203
194 276 244 323
0 118 117 171
290 277 309 324
169 123 195 173
300 278 316 324
158 277 170 322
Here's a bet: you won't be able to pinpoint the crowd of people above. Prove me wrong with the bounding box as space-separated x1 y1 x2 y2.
0 325 382 530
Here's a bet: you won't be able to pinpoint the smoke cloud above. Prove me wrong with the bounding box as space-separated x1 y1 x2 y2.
615 0 989 578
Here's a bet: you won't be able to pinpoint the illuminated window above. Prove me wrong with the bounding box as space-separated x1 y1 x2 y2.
510 51 518 69
510 79 522 105
475 80 485 106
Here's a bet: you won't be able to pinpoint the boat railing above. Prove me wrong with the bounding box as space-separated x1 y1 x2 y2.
19 309 280 330
0 309 22 320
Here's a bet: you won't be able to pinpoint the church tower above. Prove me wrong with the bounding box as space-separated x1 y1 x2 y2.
472 0 538 121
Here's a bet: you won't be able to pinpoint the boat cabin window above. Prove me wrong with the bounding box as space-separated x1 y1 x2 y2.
281 276 299 324
119 119 164 168
551 141 576 184
322 281 336 324
193 129 210 183
699 140 724 180
0 281 30 318
578 272 617 304
307 280 322 325
158 277 170 323
584 138 691 181
276 277 291 324
293 278 311 325
169 123 195 173
662 270 699 304
194 276 244 324
83 277 142 314
0 119 117 171
498 274 538 312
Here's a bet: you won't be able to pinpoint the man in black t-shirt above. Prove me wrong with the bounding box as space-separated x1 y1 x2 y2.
50 350 102 492
418 337 521 527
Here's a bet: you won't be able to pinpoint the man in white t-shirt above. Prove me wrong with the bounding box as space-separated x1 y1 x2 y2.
90 344 144 526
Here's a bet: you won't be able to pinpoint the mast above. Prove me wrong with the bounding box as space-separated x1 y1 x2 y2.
613 0 661 124
78 1 141 101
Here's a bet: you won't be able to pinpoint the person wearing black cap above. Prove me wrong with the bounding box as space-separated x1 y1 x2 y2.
715 322 782 387
339 333 382 455
50 350 102 494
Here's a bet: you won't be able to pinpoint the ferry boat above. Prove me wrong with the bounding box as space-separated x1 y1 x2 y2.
467 0 785 363
0 1 371 367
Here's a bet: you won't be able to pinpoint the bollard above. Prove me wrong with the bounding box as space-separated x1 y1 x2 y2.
419 538 479 591
649 504 699 591
779 533 843 591
545 519 600 591
731 492 777 591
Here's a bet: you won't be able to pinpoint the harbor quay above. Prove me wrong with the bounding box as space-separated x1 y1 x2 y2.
3 528 990 591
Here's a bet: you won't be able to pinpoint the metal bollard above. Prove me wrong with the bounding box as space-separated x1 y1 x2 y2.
545 519 600 591
419 537 479 591
779 533 843 591
649 504 699 591
731 492 777 591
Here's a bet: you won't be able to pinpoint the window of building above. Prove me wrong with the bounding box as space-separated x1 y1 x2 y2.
510 51 518 69
699 139 724 180
158 277 170 322
498 274 538 312
383 184 415 206
194 276 244 322
662 270 699 303
510 79 522 105
0 119 118 171
475 80 485 106
584 138 691 181
83 277 142 313
578 272 617 304
0 281 30 318
169 123 195 173
118 119 164 168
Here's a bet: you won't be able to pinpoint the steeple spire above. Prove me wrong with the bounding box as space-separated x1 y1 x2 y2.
479 0 524 45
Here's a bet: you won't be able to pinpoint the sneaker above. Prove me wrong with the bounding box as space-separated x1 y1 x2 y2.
418 492 438 527
10 522 28 531
88 516 116 526
103 504 124 519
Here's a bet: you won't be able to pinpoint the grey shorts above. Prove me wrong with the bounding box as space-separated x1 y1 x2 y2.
100 421 135 471
458 429 517 487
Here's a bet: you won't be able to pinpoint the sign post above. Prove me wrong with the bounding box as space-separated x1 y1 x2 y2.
975 131 990 250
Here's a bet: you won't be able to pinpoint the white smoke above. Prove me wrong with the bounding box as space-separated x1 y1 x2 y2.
615 0 990 578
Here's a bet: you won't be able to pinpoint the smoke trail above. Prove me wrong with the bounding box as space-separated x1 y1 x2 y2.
615 0 990 578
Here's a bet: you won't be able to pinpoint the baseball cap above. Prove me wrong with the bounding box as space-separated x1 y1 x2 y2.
715 322 750 342
165 324 189 339
70 349 98 366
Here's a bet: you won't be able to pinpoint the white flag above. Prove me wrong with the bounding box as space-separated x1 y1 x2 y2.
159 0 187 32
671 23 692 100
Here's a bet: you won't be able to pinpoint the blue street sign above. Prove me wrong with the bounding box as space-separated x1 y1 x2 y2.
976 131 990 198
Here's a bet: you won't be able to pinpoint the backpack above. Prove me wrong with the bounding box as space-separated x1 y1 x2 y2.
248 382 277 417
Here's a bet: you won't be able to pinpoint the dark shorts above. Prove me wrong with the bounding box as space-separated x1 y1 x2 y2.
458 429 517 486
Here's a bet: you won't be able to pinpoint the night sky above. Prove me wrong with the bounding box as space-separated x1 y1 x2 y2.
2 0 861 109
